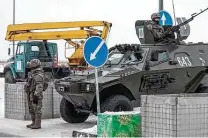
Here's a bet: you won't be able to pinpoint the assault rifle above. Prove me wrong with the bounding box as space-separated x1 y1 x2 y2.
161 7 208 39
24 71 33 92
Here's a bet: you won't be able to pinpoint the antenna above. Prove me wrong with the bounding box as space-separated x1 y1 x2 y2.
172 0 177 25
159 0 164 11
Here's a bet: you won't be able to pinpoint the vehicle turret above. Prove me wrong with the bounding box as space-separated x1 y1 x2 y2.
135 7 208 45
135 18 190 45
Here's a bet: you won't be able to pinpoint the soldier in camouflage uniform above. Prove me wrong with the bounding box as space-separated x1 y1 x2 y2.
147 13 165 42
24 59 45 129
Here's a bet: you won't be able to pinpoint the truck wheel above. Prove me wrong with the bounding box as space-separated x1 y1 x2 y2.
60 98 90 123
101 95 133 112
5 70 15 83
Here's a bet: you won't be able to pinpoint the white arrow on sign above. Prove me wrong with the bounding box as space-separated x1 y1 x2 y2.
90 40 105 60
161 14 166 25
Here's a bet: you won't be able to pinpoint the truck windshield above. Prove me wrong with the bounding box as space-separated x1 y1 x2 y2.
16 45 24 55
107 53 124 64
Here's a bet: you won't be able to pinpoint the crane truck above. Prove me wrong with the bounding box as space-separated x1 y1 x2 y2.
4 21 112 83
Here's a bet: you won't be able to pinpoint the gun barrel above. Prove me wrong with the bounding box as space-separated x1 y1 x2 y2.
161 7 208 40
191 13 197 16
193 7 208 17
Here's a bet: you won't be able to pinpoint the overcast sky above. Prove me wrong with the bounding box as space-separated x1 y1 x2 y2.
0 0 208 60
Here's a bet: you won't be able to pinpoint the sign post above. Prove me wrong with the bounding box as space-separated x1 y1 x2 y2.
83 36 108 113
159 0 163 11
94 68 100 113
13 0 16 57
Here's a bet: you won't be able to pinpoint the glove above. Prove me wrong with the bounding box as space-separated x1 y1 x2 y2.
24 84 30 92
33 95 39 104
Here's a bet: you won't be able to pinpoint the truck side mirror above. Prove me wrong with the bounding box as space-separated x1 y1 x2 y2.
150 51 159 61
8 48 11 56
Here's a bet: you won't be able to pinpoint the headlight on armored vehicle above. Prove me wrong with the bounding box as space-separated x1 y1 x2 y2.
80 83 95 92
58 86 65 92
86 84 90 91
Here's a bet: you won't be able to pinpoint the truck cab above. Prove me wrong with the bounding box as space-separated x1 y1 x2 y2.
4 41 70 83
4 21 112 83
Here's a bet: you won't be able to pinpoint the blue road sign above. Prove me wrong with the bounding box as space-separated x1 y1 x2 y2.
159 10 173 26
83 36 108 68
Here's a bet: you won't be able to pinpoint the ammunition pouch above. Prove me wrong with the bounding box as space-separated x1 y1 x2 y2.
36 74 48 91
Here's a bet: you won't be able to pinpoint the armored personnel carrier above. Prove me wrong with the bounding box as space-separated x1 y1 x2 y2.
54 8 208 123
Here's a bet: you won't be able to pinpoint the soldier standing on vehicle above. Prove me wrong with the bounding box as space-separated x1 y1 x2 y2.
147 13 165 42
24 59 47 129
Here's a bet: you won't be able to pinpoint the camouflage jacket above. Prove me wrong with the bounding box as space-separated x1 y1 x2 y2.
24 68 45 98
147 21 164 41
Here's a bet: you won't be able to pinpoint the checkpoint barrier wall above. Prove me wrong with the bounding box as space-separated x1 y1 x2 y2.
52 86 62 118
4 82 62 120
141 93 208 137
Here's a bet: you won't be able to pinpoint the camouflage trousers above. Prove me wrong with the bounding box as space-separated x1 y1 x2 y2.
27 92 42 115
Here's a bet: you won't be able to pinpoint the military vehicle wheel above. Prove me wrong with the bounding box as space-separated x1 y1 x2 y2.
5 70 15 83
196 85 208 93
101 95 133 112
60 98 90 123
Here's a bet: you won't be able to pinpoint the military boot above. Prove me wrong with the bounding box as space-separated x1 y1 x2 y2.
26 114 35 128
30 114 41 129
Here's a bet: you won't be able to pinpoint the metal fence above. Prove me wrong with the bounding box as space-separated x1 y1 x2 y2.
5 82 62 120
141 93 208 137
52 87 62 118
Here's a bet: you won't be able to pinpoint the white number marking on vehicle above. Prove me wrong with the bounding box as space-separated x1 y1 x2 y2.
177 56 192 67
138 28 144 38
199 57 206 66
17 61 22 71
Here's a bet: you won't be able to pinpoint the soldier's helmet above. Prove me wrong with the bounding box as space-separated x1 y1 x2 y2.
27 59 41 68
151 13 160 22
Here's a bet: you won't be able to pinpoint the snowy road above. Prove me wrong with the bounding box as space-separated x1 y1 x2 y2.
0 78 97 137
0 78 140 137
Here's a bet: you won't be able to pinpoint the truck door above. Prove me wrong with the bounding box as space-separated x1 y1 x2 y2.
15 44 25 73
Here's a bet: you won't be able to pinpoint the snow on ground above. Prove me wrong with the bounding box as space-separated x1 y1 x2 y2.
103 111 140 115
0 78 4 118
0 77 143 136
79 108 141 135
0 116 97 137
80 125 97 135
